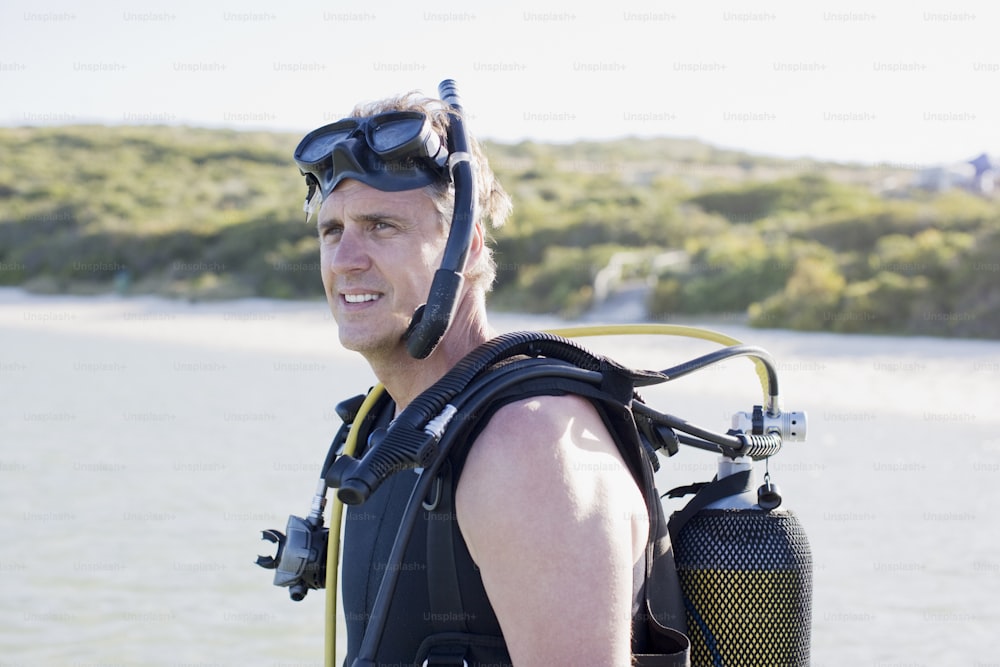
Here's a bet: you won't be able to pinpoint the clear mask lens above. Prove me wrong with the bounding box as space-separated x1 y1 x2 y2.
368 116 425 154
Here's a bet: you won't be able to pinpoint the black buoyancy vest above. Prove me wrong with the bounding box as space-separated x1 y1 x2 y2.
340 361 690 667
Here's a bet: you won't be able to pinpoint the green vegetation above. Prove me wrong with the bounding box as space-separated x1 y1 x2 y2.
0 125 315 300
1 125 998 338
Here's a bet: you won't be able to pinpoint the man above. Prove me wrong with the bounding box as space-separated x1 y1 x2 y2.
300 89 651 667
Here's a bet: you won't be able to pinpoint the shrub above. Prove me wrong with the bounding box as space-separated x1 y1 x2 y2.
834 272 928 333
749 253 846 330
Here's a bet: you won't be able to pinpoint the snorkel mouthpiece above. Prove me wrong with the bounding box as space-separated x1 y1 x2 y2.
404 270 466 358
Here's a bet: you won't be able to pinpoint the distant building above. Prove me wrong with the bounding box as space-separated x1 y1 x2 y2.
916 153 997 195
968 153 996 195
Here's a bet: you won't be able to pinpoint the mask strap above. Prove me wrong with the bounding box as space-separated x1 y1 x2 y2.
447 151 472 182
303 180 323 220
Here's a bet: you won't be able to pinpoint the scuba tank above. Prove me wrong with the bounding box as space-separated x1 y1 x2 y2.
668 453 813 667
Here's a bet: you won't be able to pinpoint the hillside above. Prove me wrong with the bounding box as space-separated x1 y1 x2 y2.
1 124 998 337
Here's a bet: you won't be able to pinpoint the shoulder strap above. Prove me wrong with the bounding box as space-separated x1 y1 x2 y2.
422 360 689 660
666 470 754 547
426 459 470 636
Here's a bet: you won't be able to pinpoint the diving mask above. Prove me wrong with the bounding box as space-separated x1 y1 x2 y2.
294 111 450 216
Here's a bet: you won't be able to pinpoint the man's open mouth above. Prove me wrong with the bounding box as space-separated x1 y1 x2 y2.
343 293 382 304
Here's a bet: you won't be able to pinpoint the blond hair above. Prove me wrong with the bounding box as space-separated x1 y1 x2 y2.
349 91 512 291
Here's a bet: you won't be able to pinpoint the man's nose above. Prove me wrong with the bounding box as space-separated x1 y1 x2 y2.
329 226 371 274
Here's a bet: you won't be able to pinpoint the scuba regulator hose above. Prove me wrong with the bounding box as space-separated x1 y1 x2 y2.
547 324 779 411
328 330 663 504
322 385 385 667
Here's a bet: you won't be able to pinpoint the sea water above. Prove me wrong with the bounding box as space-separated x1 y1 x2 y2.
1 289 998 666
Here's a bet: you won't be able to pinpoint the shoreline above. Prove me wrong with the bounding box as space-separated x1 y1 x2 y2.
3 287 1000 353
6 284 998 430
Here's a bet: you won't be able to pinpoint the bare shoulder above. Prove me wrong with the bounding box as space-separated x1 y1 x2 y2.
455 394 647 548
472 393 601 457
464 392 621 464
453 393 649 666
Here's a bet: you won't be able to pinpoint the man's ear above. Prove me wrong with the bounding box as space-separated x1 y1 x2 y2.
467 220 485 265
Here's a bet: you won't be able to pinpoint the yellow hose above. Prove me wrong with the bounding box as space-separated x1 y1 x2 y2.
322 323 764 665
324 384 385 667
544 323 770 400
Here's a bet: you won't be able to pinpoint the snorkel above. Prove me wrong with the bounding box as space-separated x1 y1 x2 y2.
403 79 477 359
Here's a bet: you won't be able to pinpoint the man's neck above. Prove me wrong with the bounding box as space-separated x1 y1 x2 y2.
369 295 492 411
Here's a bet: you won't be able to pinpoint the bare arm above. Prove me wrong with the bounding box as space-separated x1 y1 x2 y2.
455 394 649 667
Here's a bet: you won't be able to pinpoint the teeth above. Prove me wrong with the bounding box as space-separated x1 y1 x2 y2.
344 293 380 303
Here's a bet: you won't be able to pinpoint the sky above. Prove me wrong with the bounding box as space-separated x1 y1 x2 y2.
1 0 997 167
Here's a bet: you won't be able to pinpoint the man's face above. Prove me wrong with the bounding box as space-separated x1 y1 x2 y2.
317 179 447 357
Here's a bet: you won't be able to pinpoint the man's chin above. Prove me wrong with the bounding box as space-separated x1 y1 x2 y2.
337 325 407 357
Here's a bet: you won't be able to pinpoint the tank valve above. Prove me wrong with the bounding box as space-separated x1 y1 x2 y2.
733 406 807 442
